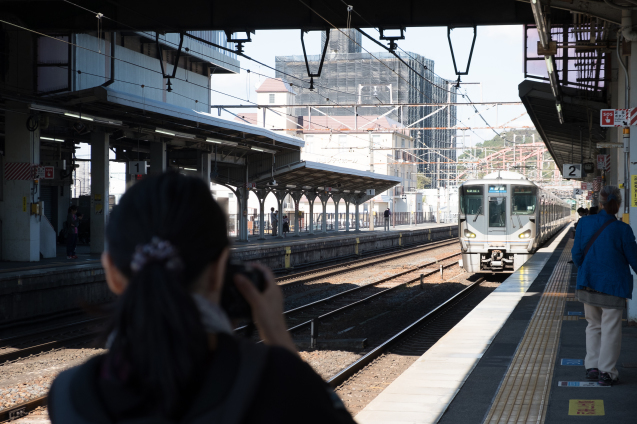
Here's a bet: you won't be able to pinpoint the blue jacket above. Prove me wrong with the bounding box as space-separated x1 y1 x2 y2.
572 210 637 299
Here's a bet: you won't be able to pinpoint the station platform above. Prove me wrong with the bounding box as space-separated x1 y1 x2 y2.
0 222 457 323
232 222 456 270
355 225 637 423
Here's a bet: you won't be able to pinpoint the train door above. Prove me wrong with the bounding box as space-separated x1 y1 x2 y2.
487 184 507 239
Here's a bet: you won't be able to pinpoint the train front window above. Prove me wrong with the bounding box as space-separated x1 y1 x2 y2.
512 186 537 215
489 197 506 227
460 186 483 215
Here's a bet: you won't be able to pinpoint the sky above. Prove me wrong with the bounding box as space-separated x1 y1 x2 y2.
79 25 531 197
209 25 531 148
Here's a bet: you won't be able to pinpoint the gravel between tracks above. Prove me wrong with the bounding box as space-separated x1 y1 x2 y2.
283 243 460 311
335 279 501 416
0 347 104 414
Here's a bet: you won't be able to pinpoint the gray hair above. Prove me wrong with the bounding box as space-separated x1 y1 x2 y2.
599 185 622 205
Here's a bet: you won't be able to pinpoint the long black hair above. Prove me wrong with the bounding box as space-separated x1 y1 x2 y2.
104 172 229 416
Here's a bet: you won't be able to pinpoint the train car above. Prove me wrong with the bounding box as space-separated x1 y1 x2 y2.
458 171 570 273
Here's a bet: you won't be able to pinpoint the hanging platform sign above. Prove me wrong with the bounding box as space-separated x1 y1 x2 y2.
563 164 582 179
128 161 147 175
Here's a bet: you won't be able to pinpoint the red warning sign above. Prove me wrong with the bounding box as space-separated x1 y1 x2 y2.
44 166 54 179
600 108 637 127
601 110 615 126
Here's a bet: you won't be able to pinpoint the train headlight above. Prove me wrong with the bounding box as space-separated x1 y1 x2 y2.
464 229 476 238
519 230 532 239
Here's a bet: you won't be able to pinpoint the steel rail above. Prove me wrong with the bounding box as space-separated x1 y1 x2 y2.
328 277 485 388
0 396 48 423
277 238 458 289
285 256 461 334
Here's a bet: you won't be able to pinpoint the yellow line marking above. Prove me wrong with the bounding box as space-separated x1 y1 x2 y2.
485 240 573 424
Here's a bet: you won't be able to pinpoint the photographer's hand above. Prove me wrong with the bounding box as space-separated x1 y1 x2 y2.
234 264 297 355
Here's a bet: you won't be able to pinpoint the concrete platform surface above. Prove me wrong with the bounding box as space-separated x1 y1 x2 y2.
355 225 572 424
357 223 637 424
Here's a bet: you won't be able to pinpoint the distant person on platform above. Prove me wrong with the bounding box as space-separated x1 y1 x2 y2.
66 205 78 260
282 215 290 237
270 207 278 236
47 172 356 424
384 208 391 231
588 206 599 215
572 186 637 386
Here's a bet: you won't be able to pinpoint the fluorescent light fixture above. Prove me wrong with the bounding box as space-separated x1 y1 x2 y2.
206 138 238 147
41 136 64 142
176 133 196 140
183 167 198 171
251 146 276 154
31 104 121 126
64 113 93 121
156 129 176 136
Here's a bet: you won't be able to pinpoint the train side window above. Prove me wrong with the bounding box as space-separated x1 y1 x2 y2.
460 185 483 215
512 186 537 215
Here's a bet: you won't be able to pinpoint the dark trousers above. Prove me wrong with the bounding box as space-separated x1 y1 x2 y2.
66 233 77 256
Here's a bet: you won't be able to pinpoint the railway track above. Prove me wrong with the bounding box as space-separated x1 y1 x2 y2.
283 252 462 333
0 238 461 422
328 276 486 388
277 238 458 291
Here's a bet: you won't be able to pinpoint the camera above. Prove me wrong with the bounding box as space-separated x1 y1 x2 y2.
220 261 266 319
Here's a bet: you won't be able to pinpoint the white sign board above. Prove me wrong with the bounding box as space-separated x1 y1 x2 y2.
573 188 583 196
128 161 147 175
366 189 375 196
600 108 637 127
563 163 582 179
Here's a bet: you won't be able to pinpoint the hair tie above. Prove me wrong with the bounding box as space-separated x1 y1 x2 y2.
607 194 617 202
130 237 184 273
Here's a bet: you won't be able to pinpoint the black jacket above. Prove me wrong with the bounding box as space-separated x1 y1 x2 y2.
48 335 355 424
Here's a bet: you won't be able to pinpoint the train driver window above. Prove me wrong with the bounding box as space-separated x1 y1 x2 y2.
512 186 537 215
460 186 483 215
488 197 506 227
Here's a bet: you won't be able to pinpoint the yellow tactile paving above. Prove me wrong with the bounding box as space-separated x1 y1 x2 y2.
484 240 573 424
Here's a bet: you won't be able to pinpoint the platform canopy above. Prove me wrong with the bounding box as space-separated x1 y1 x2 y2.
249 161 401 203
30 86 303 169
2 0 613 33
519 80 608 176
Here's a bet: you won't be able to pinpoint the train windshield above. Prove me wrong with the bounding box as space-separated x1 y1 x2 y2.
512 186 537 215
460 185 483 215
489 197 506 227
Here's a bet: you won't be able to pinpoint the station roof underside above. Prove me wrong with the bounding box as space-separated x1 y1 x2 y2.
35 86 303 153
3 0 603 33
519 80 608 176
250 161 401 202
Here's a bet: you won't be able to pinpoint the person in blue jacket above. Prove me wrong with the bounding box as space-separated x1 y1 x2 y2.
572 186 637 386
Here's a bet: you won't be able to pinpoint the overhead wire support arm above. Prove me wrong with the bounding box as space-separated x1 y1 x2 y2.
155 32 184 92
356 28 429 80
447 26 477 87
300 29 330 91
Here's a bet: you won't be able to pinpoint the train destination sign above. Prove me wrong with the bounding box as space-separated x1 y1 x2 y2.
488 185 506 193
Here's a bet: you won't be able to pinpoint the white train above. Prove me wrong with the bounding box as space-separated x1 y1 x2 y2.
459 171 570 273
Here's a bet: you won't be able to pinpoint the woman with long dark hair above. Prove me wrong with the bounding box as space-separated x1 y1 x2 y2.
48 172 355 423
